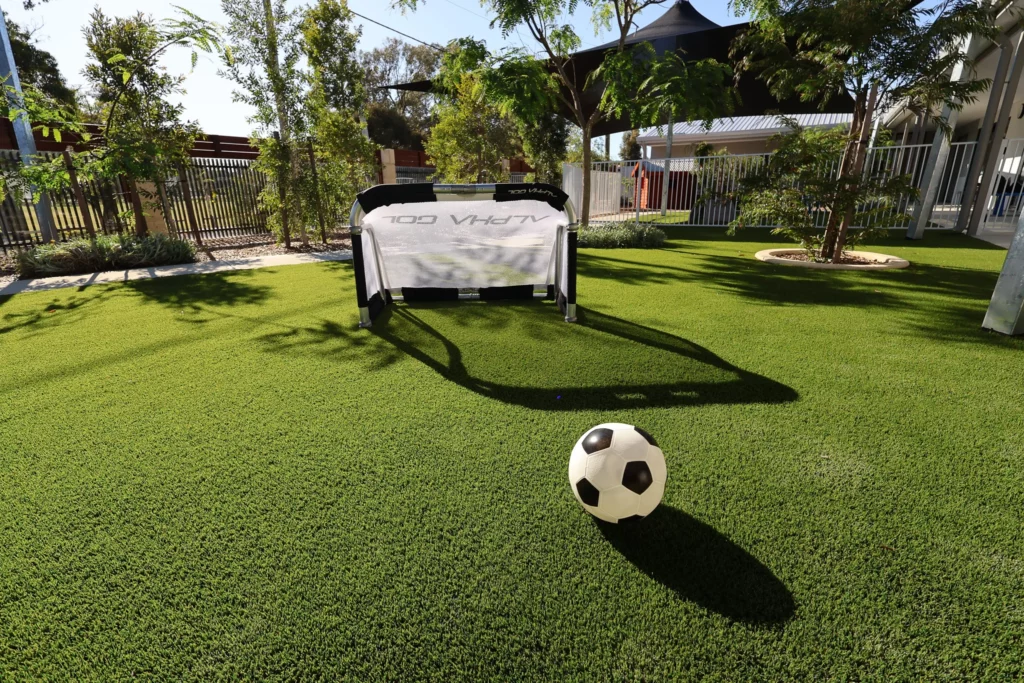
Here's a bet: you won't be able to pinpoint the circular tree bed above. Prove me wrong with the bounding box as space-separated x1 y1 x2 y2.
754 249 909 270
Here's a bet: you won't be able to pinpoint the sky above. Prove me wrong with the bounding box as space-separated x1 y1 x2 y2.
2 0 750 159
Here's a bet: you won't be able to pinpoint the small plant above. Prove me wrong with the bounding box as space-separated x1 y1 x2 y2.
577 222 666 249
16 234 196 278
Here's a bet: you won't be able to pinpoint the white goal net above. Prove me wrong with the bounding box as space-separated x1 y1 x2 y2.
350 184 578 327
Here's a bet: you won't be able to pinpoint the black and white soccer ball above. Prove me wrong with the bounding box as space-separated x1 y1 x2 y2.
568 423 666 523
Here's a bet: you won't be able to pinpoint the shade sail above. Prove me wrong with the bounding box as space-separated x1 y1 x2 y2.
385 1 854 137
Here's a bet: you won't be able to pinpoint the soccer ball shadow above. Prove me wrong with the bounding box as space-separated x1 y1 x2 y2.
369 301 797 411
597 505 796 625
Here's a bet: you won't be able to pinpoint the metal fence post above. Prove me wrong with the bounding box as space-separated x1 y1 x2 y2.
177 164 203 245
660 112 674 217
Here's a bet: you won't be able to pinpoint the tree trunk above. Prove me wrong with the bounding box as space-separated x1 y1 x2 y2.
580 126 592 226
832 84 879 263
820 91 867 260
263 0 305 247
156 179 178 237
128 178 148 237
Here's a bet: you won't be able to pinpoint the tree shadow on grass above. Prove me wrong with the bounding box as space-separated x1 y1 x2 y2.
124 270 274 315
0 288 116 337
0 270 275 337
599 506 795 625
360 301 797 411
579 246 1020 346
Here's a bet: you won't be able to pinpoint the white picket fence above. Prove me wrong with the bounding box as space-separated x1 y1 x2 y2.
564 141 983 231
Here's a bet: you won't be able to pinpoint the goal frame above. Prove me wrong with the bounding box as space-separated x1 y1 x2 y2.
349 182 579 328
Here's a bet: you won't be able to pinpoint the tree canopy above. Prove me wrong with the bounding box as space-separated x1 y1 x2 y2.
395 0 733 224
731 0 996 260
359 37 440 146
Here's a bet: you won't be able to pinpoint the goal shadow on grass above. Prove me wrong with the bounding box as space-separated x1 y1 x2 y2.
371 302 797 411
599 506 795 625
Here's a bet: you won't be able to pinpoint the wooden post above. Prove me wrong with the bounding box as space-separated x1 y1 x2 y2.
307 139 329 244
177 164 203 245
127 178 148 237
62 147 96 239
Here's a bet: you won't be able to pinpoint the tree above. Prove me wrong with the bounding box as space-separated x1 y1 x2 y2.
366 102 425 149
620 129 641 161
359 37 440 142
300 0 376 242
2 8 221 229
5 20 76 108
396 0 733 225
222 0 374 246
80 9 221 235
517 110 568 184
221 0 308 247
730 120 916 256
425 71 520 183
731 0 996 261
565 125 607 164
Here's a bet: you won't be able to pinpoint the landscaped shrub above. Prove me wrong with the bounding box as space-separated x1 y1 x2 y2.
577 222 666 249
16 234 197 278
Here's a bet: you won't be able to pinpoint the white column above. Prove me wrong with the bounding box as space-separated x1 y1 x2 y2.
956 34 1014 234
968 31 1024 237
907 37 975 240
660 113 674 217
380 148 397 184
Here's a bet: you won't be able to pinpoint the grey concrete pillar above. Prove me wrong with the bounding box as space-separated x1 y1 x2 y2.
968 31 1024 237
907 37 975 240
983 212 1024 334
956 34 1014 234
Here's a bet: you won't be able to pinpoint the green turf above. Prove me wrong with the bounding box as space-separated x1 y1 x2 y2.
1 228 1022 680
636 210 691 224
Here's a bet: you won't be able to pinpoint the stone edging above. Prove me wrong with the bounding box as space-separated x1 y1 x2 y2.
754 249 910 270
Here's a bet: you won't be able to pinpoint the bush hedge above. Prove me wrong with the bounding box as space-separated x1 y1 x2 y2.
577 222 667 249
17 234 197 278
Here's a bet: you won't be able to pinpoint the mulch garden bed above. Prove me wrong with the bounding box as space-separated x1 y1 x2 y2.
774 251 874 265
193 232 352 262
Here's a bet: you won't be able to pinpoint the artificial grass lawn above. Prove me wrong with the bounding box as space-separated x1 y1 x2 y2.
1 228 1022 680
636 210 691 224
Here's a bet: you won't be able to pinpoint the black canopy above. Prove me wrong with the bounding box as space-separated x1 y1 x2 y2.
387 1 854 137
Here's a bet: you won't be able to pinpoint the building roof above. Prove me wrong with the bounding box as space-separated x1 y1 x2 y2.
638 113 854 144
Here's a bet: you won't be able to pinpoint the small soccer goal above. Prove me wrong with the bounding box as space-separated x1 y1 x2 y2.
349 182 579 328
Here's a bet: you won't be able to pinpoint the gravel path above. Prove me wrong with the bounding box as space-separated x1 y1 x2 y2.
0 255 16 291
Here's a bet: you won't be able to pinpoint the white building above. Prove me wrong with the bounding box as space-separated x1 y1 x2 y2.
637 113 853 158
884 1 1024 241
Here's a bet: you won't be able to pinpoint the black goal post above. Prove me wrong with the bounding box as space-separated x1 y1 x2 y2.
349 182 579 328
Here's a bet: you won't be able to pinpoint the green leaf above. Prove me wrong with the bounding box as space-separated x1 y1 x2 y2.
41 126 49 138
122 70 131 85
107 53 127 65
53 129 62 143
191 51 198 69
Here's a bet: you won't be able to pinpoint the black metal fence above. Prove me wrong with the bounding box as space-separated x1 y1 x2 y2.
165 158 270 241
0 153 276 255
